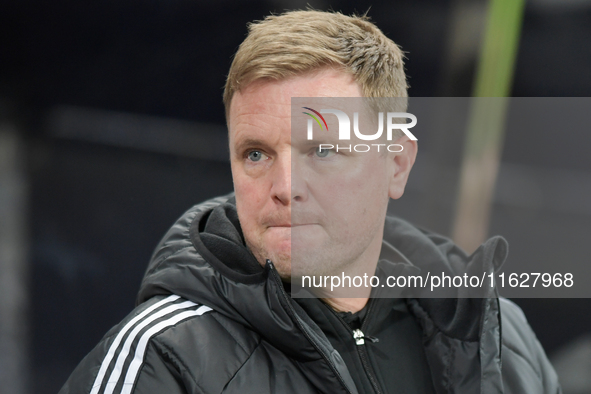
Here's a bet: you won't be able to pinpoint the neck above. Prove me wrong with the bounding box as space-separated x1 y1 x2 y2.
323 297 368 313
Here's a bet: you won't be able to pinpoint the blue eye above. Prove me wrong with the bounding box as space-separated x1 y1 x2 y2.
315 147 332 158
248 151 263 161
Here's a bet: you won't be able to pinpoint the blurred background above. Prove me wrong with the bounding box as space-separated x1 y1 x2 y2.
1 0 590 392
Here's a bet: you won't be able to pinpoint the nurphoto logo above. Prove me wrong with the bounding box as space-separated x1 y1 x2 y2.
302 107 417 153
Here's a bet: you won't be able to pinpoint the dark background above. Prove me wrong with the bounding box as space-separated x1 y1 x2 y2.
1 0 590 392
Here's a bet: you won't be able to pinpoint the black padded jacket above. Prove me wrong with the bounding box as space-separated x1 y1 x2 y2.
59 194 561 393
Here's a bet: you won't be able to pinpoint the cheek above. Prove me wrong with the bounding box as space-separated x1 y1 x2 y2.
233 173 267 229
311 165 388 217
314 163 386 194
234 177 264 208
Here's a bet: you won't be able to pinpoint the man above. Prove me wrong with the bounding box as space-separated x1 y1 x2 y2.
60 10 560 393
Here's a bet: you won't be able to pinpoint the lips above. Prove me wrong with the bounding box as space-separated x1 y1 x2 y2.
267 223 318 228
265 213 321 227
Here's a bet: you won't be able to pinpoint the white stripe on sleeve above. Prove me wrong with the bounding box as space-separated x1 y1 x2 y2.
120 305 212 394
90 294 180 394
102 300 198 394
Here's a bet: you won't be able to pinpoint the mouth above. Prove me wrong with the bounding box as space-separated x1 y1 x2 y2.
267 223 318 229
291 223 318 227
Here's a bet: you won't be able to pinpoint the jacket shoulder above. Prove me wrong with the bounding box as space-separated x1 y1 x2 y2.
499 298 561 393
59 294 260 394
150 300 263 393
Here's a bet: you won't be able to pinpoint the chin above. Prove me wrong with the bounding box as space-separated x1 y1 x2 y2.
270 254 292 280
247 240 292 279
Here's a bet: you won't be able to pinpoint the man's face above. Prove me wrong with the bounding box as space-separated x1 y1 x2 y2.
228 68 416 281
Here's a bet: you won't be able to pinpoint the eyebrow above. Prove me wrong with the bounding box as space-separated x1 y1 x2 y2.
233 137 269 156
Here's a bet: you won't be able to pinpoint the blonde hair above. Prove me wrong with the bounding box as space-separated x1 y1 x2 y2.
223 10 408 118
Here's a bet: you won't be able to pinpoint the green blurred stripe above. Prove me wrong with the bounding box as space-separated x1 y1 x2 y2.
473 0 525 97
452 0 526 251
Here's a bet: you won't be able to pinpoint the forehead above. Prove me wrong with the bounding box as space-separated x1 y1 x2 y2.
228 68 363 131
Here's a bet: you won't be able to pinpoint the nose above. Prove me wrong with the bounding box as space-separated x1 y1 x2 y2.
270 151 292 206
271 150 309 205
290 151 307 203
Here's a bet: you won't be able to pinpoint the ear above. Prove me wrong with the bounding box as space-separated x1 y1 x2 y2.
387 136 417 200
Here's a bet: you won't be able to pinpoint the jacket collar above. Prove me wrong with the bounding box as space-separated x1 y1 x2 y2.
382 216 508 392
